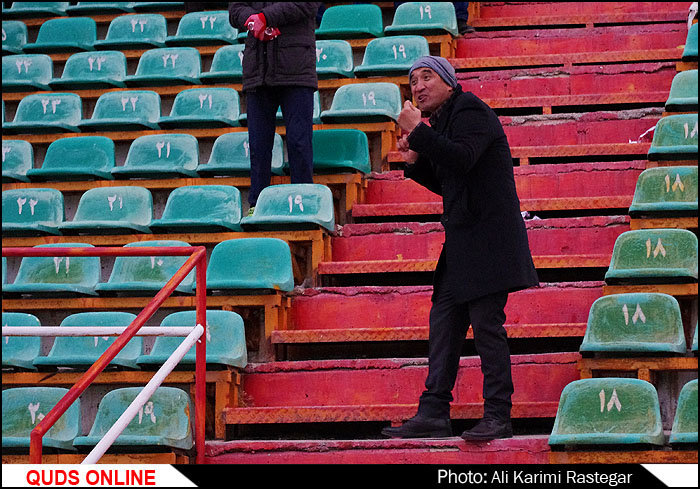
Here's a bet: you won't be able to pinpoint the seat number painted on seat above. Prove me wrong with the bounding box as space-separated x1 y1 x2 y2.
392 44 406 59
198 93 213 109
87 56 107 72
362 91 376 106
120 97 139 111
14 58 32 74
665 173 685 193
599 388 622 413
137 401 157 424
198 15 220 30
156 140 171 158
41 98 62 114
419 5 432 19
161 53 179 68
130 18 149 33
622 303 646 325
316 48 328 62
645 238 666 259
53 257 70 275
288 194 304 213
15 196 38 215
27 402 45 425
684 120 698 139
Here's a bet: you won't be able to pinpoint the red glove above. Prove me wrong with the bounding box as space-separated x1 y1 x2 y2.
245 13 266 40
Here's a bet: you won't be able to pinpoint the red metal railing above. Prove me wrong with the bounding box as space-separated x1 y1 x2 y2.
1 246 207 465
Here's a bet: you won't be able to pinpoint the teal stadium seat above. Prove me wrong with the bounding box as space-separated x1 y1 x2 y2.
165 10 237 46
239 91 321 126
2 243 100 297
28 136 115 181
315 40 354 79
150 185 243 233
315 4 384 39
682 22 698 62
604 229 698 284
112 133 198 179
693 322 698 353
241 184 335 232
312 129 371 174
79 90 161 132
23 17 96 53
73 387 193 451
59 186 153 235
579 293 686 354
2 312 42 371
665 69 698 112
2 387 80 451
628 166 698 218
2 21 27 55
2 139 33 183
196 132 284 177
137 310 247 369
321 82 402 123
132 2 184 12
354 35 430 77
4 92 82 134
2 257 6 284
385 2 459 36
124 47 201 86
647 113 698 161
65 2 135 15
159 87 240 129
95 240 195 295
3 2 69 19
548 378 664 446
50 51 127 90
2 54 52 91
33 312 141 370
205 238 294 293
94 14 167 50
2 188 64 236
199 44 244 83
670 379 698 444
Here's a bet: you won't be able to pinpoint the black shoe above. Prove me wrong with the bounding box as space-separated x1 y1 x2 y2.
381 415 452 439
457 20 475 35
461 417 513 441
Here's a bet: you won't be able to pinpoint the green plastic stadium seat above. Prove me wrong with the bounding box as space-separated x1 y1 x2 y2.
159 87 240 129
28 136 115 181
312 129 371 174
549 378 664 446
33 312 141 370
2 21 28 55
2 188 64 236
112 134 198 179
239 91 321 126
137 310 247 369
2 312 41 371
2 243 100 297
3 2 69 19
50 51 127 90
665 69 698 112
647 114 698 161
23 17 96 53
320 82 402 123
670 379 698 444
241 184 335 232
693 322 698 353
315 40 354 79
131 2 184 12
150 185 243 233
354 35 430 77
2 54 52 91
73 387 193 450
628 166 698 218
4 93 82 134
200 44 244 83
2 257 6 284
385 2 459 36
124 47 201 87
682 22 698 62
315 4 384 39
165 10 237 46
94 14 167 50
79 90 161 132
2 139 33 183
205 238 294 293
196 132 284 177
95 240 194 295
579 293 686 354
604 229 698 284
2 387 80 451
65 2 135 15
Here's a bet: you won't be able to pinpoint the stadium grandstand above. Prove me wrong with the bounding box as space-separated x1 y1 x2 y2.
1 0 697 473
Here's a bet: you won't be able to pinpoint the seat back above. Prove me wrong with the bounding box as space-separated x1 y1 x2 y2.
2 54 52 90
153 185 242 232
665 69 698 112
312 129 371 173
2 187 64 232
385 2 458 36
2 312 41 370
169 10 237 45
682 22 698 61
605 229 698 284
315 40 354 78
71 186 153 228
98 14 167 48
200 131 284 176
119 133 198 176
548 378 664 446
315 4 384 39
670 379 698 444
580 293 686 354
53 50 127 88
202 44 244 81
355 35 429 76
647 114 698 161
629 166 698 217
29 17 96 51
207 238 294 292
66 2 135 14
2 139 33 182
10 92 82 129
88 90 161 125
34 136 115 180
5 2 69 18
2 21 28 54
165 87 240 125
322 82 402 122
132 47 201 81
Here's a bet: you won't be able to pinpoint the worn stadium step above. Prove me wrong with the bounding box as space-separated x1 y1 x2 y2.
353 162 645 218
225 353 580 426
205 436 552 464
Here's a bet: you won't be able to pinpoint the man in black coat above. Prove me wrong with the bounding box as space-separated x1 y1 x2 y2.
382 56 539 441
229 3 320 213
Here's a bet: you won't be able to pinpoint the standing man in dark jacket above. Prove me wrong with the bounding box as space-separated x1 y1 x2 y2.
229 3 320 213
382 56 539 441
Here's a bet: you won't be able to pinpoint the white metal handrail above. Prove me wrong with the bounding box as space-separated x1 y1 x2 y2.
2 326 197 337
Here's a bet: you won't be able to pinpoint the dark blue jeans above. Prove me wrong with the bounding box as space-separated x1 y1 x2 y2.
246 85 315 206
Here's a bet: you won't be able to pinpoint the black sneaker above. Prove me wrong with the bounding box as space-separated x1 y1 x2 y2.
457 20 475 35
461 417 513 441
381 414 453 439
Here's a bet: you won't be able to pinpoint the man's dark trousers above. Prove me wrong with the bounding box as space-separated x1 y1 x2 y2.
246 85 315 206
417 269 514 421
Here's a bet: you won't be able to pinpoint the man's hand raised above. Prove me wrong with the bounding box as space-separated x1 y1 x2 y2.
398 100 422 133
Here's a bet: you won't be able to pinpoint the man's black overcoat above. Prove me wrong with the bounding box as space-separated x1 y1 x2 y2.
405 85 539 303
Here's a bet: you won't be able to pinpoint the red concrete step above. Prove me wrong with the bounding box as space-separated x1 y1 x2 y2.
206 435 552 464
